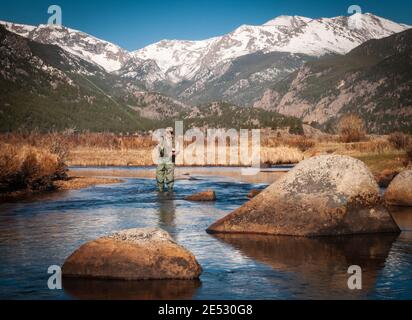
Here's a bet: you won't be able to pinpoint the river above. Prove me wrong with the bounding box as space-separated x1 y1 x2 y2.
0 167 411 300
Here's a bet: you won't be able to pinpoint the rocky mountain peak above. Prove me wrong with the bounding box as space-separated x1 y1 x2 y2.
0 20 129 72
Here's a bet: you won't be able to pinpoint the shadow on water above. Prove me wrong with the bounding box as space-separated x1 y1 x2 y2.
63 278 202 300
212 233 399 299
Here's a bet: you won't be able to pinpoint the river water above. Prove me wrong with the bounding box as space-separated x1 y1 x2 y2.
0 167 411 300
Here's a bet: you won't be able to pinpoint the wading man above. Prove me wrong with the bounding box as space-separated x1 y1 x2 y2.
156 127 178 193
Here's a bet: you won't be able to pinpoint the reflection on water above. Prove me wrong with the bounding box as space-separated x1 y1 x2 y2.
0 168 412 300
390 206 412 232
63 278 201 300
157 194 177 231
213 233 398 299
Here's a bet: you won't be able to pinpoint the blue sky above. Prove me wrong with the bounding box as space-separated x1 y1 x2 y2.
0 0 411 50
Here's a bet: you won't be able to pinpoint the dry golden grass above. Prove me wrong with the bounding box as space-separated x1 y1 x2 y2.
308 139 396 157
305 136 409 175
262 135 316 152
0 142 65 192
261 146 304 165
354 153 406 176
1 131 411 176
337 114 366 143
68 147 152 167
388 132 411 150
68 145 304 167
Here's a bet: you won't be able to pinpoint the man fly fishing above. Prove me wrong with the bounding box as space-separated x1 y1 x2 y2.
156 127 179 193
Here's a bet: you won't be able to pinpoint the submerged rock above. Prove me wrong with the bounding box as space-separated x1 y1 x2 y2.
185 190 216 202
62 228 202 280
247 189 263 199
385 169 412 206
207 155 400 237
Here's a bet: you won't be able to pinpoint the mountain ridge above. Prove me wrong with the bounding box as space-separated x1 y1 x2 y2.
2 13 409 83
0 24 301 132
131 13 410 83
1 13 411 132
0 20 129 72
253 29 412 134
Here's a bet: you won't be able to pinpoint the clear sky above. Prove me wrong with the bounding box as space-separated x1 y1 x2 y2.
0 0 411 51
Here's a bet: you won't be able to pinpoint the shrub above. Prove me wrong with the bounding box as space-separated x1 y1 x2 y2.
346 138 393 154
20 151 41 188
286 136 316 152
388 132 411 150
337 114 366 143
0 143 61 193
288 123 304 135
261 146 304 165
0 144 21 191
406 145 412 165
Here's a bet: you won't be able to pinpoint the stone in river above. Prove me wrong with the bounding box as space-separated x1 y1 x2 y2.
185 190 216 202
385 169 412 206
247 189 263 199
62 228 202 280
207 155 400 237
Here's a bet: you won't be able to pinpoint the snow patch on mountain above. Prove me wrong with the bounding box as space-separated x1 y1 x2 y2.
1 13 410 87
0 20 129 72
132 13 410 83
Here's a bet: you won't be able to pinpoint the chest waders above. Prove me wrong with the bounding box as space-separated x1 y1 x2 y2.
156 142 175 193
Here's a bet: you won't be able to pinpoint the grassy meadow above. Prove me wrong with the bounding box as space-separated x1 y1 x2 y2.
1 130 411 196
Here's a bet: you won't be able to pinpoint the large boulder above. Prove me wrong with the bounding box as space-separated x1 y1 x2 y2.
62 228 202 280
385 170 412 206
207 155 400 237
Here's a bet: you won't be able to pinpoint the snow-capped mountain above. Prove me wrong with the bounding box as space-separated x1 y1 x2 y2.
0 20 129 72
2 13 409 80
253 29 412 134
1 13 410 107
0 23 192 133
1 12 412 133
132 13 410 83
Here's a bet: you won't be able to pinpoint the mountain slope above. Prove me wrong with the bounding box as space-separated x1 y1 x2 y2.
0 25 186 132
132 13 410 83
1 14 410 132
0 25 296 132
254 29 412 134
176 51 315 106
2 14 409 107
181 102 303 132
129 13 410 105
1 21 129 72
